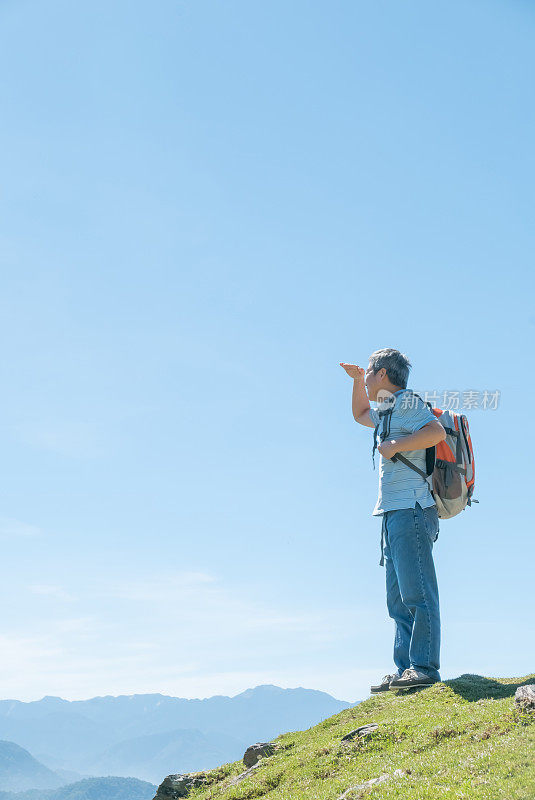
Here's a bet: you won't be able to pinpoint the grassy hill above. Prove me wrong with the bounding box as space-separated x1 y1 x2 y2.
177 673 535 800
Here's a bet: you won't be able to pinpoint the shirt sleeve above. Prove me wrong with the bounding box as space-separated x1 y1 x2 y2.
399 395 436 434
369 406 380 427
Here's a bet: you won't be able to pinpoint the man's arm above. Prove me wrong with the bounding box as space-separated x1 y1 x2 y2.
394 419 446 451
378 420 446 459
339 363 375 427
354 407 375 428
352 374 375 427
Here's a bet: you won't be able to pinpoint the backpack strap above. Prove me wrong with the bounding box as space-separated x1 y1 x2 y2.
388 390 438 483
391 452 433 483
392 452 466 485
441 424 462 462
411 393 462 463
372 406 394 470
411 391 434 413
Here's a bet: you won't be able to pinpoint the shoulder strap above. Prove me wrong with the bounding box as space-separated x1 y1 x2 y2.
391 452 430 481
407 390 435 414
371 406 393 470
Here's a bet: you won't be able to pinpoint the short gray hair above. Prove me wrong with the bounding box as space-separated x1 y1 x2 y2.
368 348 412 389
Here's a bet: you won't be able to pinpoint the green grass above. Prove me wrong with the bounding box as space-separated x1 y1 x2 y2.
183 673 535 800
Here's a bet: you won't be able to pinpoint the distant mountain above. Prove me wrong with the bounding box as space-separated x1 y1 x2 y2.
0 738 155 799
49 771 84 786
0 685 353 781
0 776 156 800
0 740 64 792
0 703 112 772
87 727 249 784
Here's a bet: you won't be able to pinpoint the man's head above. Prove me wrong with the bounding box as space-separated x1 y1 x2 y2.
365 348 412 402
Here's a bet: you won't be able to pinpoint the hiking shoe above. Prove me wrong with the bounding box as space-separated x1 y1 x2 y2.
370 673 398 693
389 668 438 690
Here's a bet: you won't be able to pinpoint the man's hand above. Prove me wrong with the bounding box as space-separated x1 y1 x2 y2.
377 439 399 460
340 363 365 382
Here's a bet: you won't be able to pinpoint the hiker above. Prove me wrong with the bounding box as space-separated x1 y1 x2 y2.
340 349 447 693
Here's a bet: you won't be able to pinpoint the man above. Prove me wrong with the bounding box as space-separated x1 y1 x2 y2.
340 348 446 692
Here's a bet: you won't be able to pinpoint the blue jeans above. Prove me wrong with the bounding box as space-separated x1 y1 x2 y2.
381 502 441 681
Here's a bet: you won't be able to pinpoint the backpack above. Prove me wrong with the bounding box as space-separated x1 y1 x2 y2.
372 391 478 520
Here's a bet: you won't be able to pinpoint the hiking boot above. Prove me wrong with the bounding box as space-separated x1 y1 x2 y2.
389 668 439 690
370 673 398 693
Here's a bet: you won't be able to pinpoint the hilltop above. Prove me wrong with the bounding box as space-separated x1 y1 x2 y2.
155 673 535 800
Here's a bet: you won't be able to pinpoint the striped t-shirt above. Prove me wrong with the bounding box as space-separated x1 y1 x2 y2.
369 388 437 516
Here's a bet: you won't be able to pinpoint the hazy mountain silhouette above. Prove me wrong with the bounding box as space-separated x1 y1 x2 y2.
0 739 64 792
87 728 247 784
0 776 156 799
0 685 351 782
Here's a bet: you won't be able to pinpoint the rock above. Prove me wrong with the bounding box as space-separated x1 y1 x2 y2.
341 723 378 742
243 742 275 767
152 772 207 799
337 768 409 799
228 761 263 786
515 685 535 711
337 772 390 799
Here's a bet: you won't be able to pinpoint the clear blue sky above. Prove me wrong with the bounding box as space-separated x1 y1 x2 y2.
0 0 533 703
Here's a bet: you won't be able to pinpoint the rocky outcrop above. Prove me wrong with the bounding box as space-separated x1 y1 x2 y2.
243 742 276 767
228 760 263 786
221 740 277 786
514 684 535 711
340 723 378 742
337 769 410 799
152 772 207 799
152 740 277 799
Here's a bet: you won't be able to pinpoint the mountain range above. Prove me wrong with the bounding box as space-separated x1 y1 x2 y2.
0 741 155 799
0 685 352 786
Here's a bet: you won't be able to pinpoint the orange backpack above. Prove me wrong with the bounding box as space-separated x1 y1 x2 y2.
390 392 478 519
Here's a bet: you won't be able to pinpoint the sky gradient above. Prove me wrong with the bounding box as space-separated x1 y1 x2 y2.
0 0 533 703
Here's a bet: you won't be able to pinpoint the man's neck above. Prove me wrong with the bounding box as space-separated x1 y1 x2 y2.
385 383 405 395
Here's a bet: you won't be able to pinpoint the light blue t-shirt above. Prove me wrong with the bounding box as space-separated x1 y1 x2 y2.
369 388 437 516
